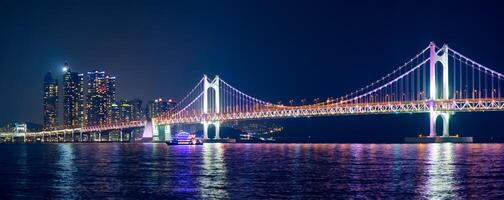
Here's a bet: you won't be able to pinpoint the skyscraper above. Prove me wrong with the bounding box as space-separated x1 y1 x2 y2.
111 99 143 123
129 99 143 120
62 63 85 128
86 70 116 125
146 98 176 118
119 100 132 121
43 72 58 130
111 102 121 124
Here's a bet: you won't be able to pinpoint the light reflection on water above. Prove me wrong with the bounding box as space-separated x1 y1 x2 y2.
424 144 456 199
53 144 77 199
0 143 503 199
199 143 228 199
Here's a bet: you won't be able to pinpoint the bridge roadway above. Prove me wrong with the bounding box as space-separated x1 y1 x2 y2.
156 98 504 124
1 98 499 139
1 98 502 141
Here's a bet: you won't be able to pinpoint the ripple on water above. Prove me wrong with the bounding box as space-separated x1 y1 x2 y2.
0 143 503 199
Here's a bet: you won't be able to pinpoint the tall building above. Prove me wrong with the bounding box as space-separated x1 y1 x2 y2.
111 99 143 123
86 70 116 125
119 100 133 121
43 72 58 130
111 102 122 123
129 99 143 120
62 63 85 128
147 98 176 118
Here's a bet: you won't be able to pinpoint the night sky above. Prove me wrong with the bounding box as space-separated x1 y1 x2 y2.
1 0 503 142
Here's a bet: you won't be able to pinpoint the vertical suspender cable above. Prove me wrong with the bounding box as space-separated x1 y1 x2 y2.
472 61 475 99
497 75 500 99
453 54 456 99
423 53 426 99
415 56 423 100
485 69 488 98
465 59 468 98
492 73 494 98
459 55 462 99
479 65 481 98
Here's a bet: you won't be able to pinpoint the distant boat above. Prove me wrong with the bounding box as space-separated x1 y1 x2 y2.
166 131 203 145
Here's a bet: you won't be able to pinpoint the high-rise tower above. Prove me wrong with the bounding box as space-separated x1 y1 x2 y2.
43 72 59 130
62 63 85 128
86 70 116 125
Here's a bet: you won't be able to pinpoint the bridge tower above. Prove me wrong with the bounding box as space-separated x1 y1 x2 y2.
428 42 451 137
202 75 221 140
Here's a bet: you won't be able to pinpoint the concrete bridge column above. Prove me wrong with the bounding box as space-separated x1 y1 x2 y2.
429 110 436 137
214 122 221 140
441 113 450 137
429 112 450 137
428 42 450 137
203 122 209 140
165 125 172 141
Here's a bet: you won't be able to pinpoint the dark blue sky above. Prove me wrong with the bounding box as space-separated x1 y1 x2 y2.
1 0 503 141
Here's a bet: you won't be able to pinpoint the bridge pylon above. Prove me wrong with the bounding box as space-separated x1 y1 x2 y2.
202 75 221 140
428 42 451 137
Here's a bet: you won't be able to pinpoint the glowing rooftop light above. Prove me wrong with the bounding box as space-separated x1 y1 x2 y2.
62 67 68 72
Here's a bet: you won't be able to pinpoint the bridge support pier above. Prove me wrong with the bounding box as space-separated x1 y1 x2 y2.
214 122 221 140
429 112 450 137
203 122 209 140
428 42 451 137
202 121 221 140
165 125 172 141
202 75 221 140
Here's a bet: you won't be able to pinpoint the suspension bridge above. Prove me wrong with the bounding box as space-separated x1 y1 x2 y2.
2 42 503 142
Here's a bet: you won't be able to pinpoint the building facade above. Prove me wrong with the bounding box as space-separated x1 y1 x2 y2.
62 63 85 128
43 72 59 130
86 70 116 125
112 99 143 123
128 99 143 120
146 98 176 118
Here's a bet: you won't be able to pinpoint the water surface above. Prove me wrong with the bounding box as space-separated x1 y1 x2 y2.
0 143 503 199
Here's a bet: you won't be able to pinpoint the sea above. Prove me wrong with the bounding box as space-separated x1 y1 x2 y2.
0 143 503 199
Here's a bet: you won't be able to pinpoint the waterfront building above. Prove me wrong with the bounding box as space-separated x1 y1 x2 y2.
62 63 85 128
118 100 132 121
43 72 58 130
112 99 144 123
129 99 143 120
86 70 116 125
146 98 176 118
111 102 121 123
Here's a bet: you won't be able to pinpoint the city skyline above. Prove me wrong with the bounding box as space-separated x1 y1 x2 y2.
38 64 177 129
